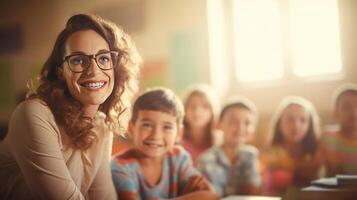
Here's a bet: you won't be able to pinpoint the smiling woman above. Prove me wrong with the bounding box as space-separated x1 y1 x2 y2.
0 14 141 200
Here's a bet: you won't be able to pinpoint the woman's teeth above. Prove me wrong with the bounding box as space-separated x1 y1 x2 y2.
82 81 105 89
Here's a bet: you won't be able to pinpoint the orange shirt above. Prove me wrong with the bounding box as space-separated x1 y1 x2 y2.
260 145 324 196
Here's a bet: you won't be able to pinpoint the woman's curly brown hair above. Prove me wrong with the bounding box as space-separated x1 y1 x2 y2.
28 14 141 150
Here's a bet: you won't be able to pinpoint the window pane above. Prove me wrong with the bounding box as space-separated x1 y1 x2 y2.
290 0 342 76
233 0 283 82
207 0 229 94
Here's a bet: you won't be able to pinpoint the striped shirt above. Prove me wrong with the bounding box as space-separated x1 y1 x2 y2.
321 131 357 174
111 146 199 200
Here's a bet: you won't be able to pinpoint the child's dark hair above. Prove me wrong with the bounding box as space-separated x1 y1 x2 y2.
131 87 184 125
220 96 258 123
332 83 357 109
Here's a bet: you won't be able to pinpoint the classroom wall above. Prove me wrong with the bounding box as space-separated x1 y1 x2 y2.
0 0 209 121
0 0 356 146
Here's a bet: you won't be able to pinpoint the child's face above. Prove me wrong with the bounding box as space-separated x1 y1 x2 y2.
129 110 178 158
185 94 212 129
279 104 310 144
336 92 357 131
220 107 255 147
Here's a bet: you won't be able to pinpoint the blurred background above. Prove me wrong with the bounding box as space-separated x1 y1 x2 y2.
0 0 356 147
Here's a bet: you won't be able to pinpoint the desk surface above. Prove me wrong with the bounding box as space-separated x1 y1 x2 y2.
300 185 357 200
222 195 281 200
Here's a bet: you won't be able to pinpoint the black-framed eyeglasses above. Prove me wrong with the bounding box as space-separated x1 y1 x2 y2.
63 50 119 73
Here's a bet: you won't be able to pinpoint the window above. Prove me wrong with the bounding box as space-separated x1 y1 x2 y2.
233 0 283 82
207 0 342 86
289 0 342 76
207 0 229 94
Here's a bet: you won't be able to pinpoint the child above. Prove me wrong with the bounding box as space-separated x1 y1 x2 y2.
321 84 357 175
181 84 220 165
261 96 324 198
197 97 261 197
111 87 218 200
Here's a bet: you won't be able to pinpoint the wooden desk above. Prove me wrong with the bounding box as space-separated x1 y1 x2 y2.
222 195 281 200
300 185 357 200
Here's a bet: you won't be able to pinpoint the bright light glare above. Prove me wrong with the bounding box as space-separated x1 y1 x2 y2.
290 0 341 76
233 0 283 82
207 0 229 95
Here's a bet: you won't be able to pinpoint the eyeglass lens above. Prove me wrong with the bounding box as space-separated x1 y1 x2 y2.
68 52 118 72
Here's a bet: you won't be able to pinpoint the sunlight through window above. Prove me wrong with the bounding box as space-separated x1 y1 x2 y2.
290 0 341 77
233 0 283 82
208 0 342 85
207 0 229 94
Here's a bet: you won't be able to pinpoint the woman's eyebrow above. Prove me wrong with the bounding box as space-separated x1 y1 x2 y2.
97 49 111 53
66 49 110 56
65 51 86 56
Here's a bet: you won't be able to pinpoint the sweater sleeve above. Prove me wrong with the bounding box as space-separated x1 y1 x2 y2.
6 100 85 200
88 131 117 200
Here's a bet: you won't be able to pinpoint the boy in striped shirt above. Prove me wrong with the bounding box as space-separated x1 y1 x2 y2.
111 87 218 200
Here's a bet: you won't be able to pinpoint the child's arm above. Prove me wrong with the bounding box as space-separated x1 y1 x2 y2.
150 168 218 199
117 175 218 200
174 148 219 200
117 193 137 200
162 191 218 200
182 175 215 193
174 175 218 199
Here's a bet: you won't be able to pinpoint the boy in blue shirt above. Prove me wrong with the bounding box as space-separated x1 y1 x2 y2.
111 87 218 200
197 97 261 197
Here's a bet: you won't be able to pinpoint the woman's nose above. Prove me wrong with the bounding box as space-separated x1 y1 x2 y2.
85 58 102 75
